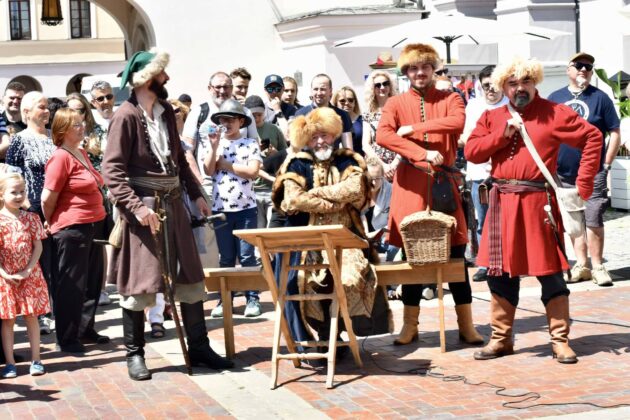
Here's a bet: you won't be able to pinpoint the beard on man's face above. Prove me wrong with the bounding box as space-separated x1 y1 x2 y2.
149 79 169 100
513 91 530 108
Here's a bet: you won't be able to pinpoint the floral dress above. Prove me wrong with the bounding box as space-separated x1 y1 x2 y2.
0 210 50 319
5 130 56 213
363 111 397 164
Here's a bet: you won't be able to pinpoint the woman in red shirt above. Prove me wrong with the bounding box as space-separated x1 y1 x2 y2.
41 108 108 353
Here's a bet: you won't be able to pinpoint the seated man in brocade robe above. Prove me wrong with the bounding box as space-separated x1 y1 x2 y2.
271 107 392 352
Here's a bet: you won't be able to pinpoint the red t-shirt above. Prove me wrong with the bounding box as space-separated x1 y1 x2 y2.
44 148 106 234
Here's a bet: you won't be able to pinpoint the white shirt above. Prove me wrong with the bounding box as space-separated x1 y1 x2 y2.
183 101 258 186
464 95 509 181
140 102 170 173
211 137 262 212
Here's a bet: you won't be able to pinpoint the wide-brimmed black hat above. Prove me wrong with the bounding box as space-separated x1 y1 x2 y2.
210 99 252 127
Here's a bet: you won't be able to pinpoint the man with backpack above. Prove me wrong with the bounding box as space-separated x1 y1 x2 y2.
181 71 259 274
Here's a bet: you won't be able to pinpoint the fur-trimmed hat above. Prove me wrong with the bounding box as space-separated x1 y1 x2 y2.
120 48 170 89
492 56 544 90
289 107 342 150
397 43 440 74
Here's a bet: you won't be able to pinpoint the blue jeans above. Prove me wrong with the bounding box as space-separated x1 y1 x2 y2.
471 179 489 251
375 237 400 262
214 207 259 301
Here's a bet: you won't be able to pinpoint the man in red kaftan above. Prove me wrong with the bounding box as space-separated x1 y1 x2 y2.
377 43 483 347
465 57 602 364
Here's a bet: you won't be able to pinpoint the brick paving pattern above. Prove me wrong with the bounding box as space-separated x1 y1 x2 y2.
1 210 629 419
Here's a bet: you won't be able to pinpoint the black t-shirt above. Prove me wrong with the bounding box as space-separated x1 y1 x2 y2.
0 111 26 134
295 103 353 148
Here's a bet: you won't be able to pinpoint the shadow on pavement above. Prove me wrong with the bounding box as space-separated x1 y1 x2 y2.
0 383 59 403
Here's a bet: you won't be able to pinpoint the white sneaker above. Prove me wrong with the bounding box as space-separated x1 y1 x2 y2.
591 264 613 287
39 317 52 335
567 263 591 283
211 303 224 318
422 287 435 301
98 291 111 306
244 299 262 317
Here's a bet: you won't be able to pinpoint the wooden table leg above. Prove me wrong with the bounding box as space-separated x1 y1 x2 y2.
437 267 446 353
256 239 300 369
326 292 340 389
270 251 292 389
220 277 235 359
323 235 363 369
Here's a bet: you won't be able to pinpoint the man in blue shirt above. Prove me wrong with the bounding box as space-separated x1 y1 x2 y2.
548 52 621 287
295 73 354 150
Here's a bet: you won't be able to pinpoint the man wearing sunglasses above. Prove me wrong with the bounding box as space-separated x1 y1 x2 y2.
548 52 621 287
90 80 116 130
262 74 296 129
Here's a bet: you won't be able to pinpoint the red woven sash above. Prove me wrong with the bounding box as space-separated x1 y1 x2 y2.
487 183 546 276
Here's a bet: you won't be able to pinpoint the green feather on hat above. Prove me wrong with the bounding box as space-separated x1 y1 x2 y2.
120 48 170 89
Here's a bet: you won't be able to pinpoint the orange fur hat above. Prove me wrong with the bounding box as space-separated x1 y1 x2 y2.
289 107 342 150
397 43 440 74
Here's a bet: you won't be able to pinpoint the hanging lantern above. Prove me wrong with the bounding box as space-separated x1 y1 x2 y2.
41 0 64 26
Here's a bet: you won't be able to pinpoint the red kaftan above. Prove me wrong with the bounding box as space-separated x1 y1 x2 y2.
465 94 602 276
376 87 467 248
0 210 50 319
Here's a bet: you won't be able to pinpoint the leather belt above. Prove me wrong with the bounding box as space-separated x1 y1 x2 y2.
493 178 547 189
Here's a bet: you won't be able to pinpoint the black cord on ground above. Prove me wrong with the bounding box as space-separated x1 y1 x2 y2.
361 288 630 410
361 337 630 410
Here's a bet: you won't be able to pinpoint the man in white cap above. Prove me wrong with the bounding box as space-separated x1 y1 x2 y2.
103 49 233 381
548 52 621 287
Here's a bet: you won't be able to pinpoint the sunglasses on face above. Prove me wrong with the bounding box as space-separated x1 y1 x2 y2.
481 83 497 92
265 86 283 94
374 81 391 89
435 68 448 76
572 62 593 72
338 98 355 104
95 93 114 103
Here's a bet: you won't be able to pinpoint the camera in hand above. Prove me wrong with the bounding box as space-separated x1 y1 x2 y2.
208 125 226 136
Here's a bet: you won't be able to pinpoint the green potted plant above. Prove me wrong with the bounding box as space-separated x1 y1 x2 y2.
595 68 630 209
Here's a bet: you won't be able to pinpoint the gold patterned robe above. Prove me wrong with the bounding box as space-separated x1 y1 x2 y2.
272 149 392 336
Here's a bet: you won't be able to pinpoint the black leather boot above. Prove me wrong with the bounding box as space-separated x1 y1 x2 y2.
180 301 234 369
122 308 151 380
314 300 349 360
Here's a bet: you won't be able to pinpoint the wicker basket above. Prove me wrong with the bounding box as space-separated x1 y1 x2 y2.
399 209 457 265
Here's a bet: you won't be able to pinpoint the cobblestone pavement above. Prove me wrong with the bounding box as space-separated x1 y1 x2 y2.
1 210 629 419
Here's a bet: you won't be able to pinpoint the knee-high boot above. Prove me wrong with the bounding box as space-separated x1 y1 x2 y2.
394 305 420 345
474 294 516 360
180 301 234 369
545 295 578 364
123 308 151 380
455 303 484 345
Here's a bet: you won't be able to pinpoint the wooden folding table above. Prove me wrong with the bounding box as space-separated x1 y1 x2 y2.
234 225 366 389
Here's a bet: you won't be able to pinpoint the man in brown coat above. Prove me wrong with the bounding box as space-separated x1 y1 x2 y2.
102 49 233 380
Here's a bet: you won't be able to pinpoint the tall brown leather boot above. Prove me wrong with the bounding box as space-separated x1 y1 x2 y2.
474 294 516 360
455 304 484 344
545 295 578 364
393 305 420 345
